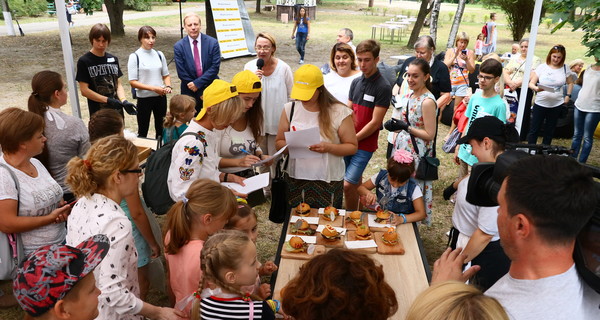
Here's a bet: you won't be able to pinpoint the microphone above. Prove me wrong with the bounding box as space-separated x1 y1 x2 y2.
256 59 265 70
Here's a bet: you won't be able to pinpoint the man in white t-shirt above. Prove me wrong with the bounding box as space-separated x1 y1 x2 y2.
432 155 600 319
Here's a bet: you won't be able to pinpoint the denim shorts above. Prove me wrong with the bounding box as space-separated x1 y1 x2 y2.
344 149 374 185
451 84 470 97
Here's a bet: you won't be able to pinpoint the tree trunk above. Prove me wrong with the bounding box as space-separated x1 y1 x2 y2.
104 0 125 36
407 0 433 49
205 1 216 38
368 0 374 8
445 0 466 49
256 0 261 14
429 0 441 43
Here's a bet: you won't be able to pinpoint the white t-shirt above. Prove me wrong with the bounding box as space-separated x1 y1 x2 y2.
215 124 262 174
452 177 500 241
167 121 221 201
324 71 362 104
127 48 169 98
284 101 353 182
244 59 293 135
369 173 423 199
534 63 568 108
486 264 600 320
66 193 143 320
0 157 64 255
575 65 600 113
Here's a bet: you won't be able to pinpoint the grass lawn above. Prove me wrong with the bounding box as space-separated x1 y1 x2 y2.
0 1 597 318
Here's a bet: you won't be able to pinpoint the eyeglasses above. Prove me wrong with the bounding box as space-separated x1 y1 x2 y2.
121 168 143 174
477 75 496 81
255 46 272 52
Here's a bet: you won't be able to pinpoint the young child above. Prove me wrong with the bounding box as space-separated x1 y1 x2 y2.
192 230 282 320
163 179 238 310
13 235 109 320
225 202 278 299
357 149 426 224
474 33 485 61
456 58 507 169
162 94 196 145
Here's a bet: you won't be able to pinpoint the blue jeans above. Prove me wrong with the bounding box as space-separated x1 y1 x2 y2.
527 103 562 145
571 108 600 163
295 32 307 60
344 149 374 185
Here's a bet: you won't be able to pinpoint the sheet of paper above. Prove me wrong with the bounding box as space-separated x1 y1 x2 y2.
318 208 347 216
316 225 347 235
284 127 321 159
221 173 269 194
345 240 378 249
537 84 560 93
368 213 393 228
290 216 320 224
285 235 317 244
251 145 287 167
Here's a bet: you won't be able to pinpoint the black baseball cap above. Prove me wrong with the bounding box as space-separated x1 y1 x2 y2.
457 116 519 145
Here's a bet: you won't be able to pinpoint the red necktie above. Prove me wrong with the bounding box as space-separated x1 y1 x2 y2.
193 39 203 78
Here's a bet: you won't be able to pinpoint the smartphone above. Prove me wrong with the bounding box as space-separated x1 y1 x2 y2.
461 49 467 55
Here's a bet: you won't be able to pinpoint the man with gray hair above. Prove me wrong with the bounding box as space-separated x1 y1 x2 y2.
337 28 356 53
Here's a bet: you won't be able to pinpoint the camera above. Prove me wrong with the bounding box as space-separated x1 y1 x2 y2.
465 145 600 292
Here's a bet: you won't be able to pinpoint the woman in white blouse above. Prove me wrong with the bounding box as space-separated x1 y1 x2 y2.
324 42 362 104
275 64 357 208
65 135 183 320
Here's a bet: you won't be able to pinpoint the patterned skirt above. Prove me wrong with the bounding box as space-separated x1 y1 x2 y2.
287 177 344 209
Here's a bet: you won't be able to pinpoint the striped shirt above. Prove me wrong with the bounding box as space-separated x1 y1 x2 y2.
200 296 275 320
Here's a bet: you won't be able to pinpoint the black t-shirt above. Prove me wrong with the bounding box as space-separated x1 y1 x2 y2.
396 56 451 100
76 51 123 115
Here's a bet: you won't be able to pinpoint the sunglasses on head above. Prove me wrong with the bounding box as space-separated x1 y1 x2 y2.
553 45 565 50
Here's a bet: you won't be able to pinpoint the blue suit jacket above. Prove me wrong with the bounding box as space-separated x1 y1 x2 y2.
174 34 221 101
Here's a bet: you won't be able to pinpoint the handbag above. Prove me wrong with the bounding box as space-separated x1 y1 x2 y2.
404 101 440 181
442 127 461 153
504 88 519 124
0 163 24 280
454 100 469 133
268 102 295 223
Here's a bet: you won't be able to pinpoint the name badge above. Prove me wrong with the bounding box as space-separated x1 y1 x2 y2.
363 94 375 102
107 57 115 63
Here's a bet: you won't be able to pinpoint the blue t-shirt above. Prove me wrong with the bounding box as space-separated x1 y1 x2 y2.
457 93 507 165
297 17 309 34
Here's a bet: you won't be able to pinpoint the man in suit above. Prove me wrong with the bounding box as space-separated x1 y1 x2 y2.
174 12 221 112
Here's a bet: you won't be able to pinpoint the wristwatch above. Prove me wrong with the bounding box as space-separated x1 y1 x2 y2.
566 94 572 98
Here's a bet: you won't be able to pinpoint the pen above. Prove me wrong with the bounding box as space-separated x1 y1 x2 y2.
240 148 253 156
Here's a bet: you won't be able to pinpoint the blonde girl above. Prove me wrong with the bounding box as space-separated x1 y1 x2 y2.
474 33 485 61
65 135 183 320
192 231 283 320
167 79 246 201
162 94 196 145
164 178 237 310
225 202 278 299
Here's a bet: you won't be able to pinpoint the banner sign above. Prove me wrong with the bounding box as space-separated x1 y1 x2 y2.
210 0 255 59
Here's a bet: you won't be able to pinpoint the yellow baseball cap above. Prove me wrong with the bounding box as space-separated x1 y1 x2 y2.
290 64 324 101
197 80 238 120
232 70 262 93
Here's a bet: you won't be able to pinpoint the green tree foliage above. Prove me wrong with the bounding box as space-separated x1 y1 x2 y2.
79 0 103 14
7 0 47 17
125 0 152 11
481 0 539 41
548 0 599 59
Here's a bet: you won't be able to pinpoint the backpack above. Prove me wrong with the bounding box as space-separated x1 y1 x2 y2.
142 131 199 215
481 23 488 40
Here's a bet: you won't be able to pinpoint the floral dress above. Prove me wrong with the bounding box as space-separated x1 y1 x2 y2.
392 91 437 225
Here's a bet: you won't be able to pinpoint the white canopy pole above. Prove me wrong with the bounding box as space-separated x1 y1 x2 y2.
55 0 81 118
515 0 544 136
2 11 16 36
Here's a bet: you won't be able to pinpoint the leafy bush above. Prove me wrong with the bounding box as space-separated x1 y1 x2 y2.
79 0 103 14
8 0 47 17
126 0 152 11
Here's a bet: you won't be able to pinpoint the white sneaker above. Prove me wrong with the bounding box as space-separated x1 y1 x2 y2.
299 59 304 64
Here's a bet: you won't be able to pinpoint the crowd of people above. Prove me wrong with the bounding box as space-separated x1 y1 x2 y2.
0 8 598 320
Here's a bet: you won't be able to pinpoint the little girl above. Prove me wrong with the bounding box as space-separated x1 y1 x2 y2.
192 230 282 320
225 202 278 299
163 178 238 309
475 33 485 61
357 149 427 224
162 94 196 145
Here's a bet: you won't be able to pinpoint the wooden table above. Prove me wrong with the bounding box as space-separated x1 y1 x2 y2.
272 221 430 320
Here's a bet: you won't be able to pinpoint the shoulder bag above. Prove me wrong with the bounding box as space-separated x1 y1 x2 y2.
0 163 24 280
269 102 296 223
404 100 440 180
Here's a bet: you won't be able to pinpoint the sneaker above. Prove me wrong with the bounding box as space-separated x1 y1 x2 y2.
299 59 304 64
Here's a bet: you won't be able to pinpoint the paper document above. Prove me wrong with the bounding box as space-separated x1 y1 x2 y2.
251 145 287 167
285 235 317 244
345 240 378 249
316 225 347 235
537 84 560 93
222 173 269 194
290 216 320 224
284 127 321 159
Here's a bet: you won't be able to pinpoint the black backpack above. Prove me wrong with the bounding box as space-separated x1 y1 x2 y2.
142 132 199 215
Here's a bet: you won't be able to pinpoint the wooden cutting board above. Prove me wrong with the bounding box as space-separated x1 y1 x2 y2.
345 216 368 231
374 231 405 255
315 232 344 248
287 223 317 236
280 244 327 260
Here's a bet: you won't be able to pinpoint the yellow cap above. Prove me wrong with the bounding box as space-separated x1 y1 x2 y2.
290 64 324 101
196 80 238 121
231 70 262 93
